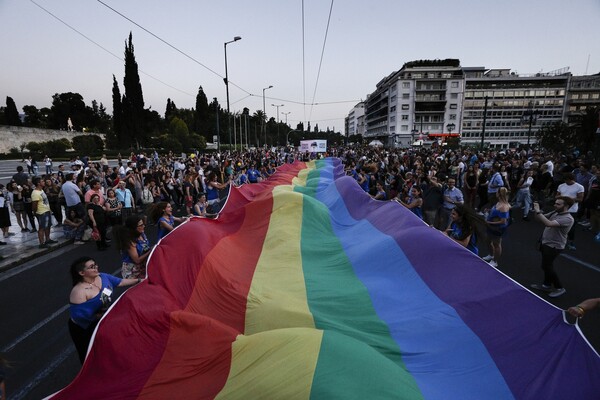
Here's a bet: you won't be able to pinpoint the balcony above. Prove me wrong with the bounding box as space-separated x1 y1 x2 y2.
415 84 447 91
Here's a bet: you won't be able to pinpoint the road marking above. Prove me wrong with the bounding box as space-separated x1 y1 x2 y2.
560 253 600 273
1 305 69 352
12 346 74 400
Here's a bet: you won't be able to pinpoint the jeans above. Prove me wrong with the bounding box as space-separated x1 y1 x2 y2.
540 244 562 288
514 190 532 217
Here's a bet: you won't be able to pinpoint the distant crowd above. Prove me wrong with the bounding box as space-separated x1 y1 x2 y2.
1 145 599 290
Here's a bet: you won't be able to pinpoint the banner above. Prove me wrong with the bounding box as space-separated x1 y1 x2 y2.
299 139 327 153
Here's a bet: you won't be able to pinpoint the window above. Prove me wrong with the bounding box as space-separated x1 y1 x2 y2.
390 116 396 122
401 104 409 110
390 95 397 102
402 93 410 99
451 81 459 88
449 114 457 120
449 104 458 109
401 125 409 131
451 93 458 99
390 106 396 112
571 94 580 99
401 115 409 120
390 126 396 132
391 84 397 92
402 82 410 89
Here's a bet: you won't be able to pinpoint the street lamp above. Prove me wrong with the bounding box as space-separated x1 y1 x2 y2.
262 85 273 146
411 128 418 145
282 111 290 127
522 101 541 148
446 123 455 135
224 36 242 148
272 104 283 146
445 123 456 147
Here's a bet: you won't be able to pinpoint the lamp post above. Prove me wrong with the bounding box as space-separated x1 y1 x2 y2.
262 85 273 146
224 36 241 149
272 104 283 146
523 101 541 148
446 123 455 146
281 111 290 126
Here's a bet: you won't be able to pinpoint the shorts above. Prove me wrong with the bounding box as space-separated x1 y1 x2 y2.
13 201 24 212
36 211 52 229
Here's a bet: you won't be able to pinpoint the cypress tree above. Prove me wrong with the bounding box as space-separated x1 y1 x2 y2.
109 75 123 148
194 86 209 137
6 96 22 126
122 32 146 148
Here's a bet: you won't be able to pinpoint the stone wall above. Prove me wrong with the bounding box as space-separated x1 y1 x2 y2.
0 125 106 154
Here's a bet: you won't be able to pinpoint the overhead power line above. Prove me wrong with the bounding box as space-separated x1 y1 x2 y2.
308 0 335 122
29 0 195 97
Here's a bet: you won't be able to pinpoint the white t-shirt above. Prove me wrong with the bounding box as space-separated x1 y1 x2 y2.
557 182 584 213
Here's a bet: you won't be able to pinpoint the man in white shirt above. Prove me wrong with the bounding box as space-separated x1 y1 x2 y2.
115 180 134 222
61 173 85 219
556 172 584 250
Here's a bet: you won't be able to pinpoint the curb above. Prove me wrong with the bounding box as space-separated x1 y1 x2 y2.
0 239 73 273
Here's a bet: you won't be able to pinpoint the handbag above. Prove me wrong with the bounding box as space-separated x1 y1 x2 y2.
91 227 101 241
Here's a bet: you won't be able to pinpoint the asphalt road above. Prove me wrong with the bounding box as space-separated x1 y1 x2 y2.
0 162 599 399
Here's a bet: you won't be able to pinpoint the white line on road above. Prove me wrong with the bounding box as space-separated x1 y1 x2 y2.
13 346 74 400
1 305 69 353
560 253 600 273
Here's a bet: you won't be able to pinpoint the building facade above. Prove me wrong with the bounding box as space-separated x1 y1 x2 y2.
461 68 569 148
364 61 464 147
345 102 365 137
356 60 598 149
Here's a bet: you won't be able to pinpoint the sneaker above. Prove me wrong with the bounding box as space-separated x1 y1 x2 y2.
566 243 576 251
74 240 85 245
0 241 6 246
45 239 58 244
38 243 49 249
578 220 591 226
549 288 566 298
488 260 498 268
522 216 529 221
482 255 494 262
21 228 29 232
530 283 553 292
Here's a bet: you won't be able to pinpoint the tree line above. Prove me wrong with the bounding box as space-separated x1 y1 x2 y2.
0 32 343 153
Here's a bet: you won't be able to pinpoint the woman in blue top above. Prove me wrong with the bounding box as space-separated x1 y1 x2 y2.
399 186 423 219
149 202 188 241
371 181 388 201
114 215 153 279
482 187 511 268
445 204 482 255
68 256 141 363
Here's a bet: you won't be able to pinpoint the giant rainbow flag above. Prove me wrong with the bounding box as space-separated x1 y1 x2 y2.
51 158 600 399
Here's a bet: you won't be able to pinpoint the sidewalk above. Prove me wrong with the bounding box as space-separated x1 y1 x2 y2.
0 212 72 272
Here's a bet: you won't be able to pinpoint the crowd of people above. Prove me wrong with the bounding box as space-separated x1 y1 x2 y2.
1 144 598 368
341 145 598 297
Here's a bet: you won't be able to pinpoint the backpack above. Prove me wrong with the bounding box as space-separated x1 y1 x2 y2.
142 188 154 205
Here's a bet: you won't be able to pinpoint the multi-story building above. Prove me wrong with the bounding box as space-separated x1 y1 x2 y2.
356 61 596 149
345 102 365 137
364 60 464 147
461 68 569 148
566 74 600 125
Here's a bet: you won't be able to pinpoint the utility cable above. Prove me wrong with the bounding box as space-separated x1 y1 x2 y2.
308 0 334 122
29 0 194 97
